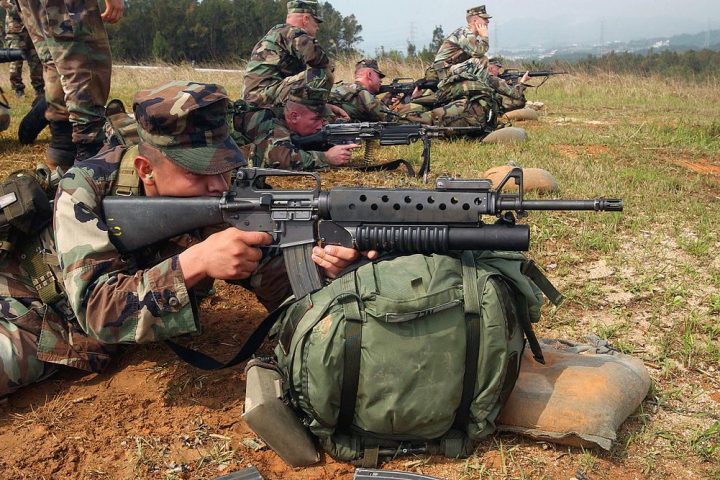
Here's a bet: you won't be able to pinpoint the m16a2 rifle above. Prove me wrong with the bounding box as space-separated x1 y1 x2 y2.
378 77 439 104
499 69 568 87
103 167 623 300
291 121 485 182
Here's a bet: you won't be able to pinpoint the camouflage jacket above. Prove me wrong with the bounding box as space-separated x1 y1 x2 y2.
329 82 397 122
433 26 488 76
53 147 202 370
2 1 26 38
488 75 526 112
238 110 329 170
243 23 331 101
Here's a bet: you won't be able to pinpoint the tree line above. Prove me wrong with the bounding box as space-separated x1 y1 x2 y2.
572 49 720 79
105 0 362 64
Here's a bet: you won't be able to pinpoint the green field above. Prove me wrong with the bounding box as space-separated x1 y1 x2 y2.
0 64 719 479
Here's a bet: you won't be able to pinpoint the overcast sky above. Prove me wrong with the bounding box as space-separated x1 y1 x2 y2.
326 0 720 53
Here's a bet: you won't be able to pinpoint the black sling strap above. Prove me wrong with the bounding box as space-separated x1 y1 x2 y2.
165 301 292 371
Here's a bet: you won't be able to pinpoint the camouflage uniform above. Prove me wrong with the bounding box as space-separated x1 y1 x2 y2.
2 0 43 95
329 81 397 122
395 97 490 129
243 1 333 108
0 81 290 397
13 0 112 145
239 86 330 170
240 113 329 170
433 26 488 81
488 75 526 113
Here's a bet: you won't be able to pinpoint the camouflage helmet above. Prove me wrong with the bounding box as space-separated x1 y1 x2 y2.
132 81 246 175
287 85 329 115
287 0 323 23
355 58 386 78
466 5 491 19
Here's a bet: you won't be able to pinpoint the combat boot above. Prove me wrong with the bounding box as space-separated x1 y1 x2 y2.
18 95 49 145
74 141 104 163
46 120 76 170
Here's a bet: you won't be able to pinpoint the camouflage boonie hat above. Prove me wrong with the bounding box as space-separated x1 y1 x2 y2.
287 0 323 22
355 59 385 78
132 81 246 175
467 4 491 18
287 85 329 115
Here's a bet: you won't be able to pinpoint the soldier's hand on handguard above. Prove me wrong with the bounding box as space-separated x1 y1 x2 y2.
179 229 272 286
520 71 531 84
312 246 379 279
101 0 125 23
325 143 360 166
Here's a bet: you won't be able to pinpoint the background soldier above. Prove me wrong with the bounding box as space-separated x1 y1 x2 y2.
243 0 346 119
329 59 398 122
13 0 123 166
240 86 358 170
487 58 530 114
1 0 43 98
433 5 491 81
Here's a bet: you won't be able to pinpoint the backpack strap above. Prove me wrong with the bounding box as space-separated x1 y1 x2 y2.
111 145 141 197
332 272 363 430
453 251 487 432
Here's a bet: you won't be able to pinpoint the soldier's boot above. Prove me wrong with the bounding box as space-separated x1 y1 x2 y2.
18 95 49 145
74 141 104 163
46 120 76 170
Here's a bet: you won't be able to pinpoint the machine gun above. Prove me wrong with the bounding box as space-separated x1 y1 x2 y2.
378 77 439 104
291 121 485 182
0 48 24 63
499 69 568 87
103 167 623 299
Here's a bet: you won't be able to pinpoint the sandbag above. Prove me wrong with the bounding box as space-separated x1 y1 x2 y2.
496 336 651 450
482 127 528 144
483 165 559 194
503 108 540 122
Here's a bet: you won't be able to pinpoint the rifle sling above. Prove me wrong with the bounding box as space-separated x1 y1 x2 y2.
165 300 292 371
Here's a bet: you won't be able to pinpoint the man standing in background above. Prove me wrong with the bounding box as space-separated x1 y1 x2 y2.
12 0 123 167
1 0 43 99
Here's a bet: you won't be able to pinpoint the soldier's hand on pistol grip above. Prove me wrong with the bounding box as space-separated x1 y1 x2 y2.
179 229 271 286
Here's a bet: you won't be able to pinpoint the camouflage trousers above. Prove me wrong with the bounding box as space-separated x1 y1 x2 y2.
14 0 111 143
5 34 44 94
397 97 490 129
243 67 333 108
0 296 56 397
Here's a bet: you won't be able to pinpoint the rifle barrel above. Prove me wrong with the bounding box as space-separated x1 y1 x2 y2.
501 198 623 211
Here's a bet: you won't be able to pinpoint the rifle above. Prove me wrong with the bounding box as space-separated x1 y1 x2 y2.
378 77 439 104
499 69 567 87
103 167 623 299
0 48 24 63
290 121 485 182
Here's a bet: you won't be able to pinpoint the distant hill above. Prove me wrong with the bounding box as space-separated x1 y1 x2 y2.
496 29 720 61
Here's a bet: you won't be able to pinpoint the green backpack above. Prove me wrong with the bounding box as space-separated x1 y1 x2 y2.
272 250 548 464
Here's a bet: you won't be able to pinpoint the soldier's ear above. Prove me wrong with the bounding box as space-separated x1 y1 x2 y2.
134 155 155 186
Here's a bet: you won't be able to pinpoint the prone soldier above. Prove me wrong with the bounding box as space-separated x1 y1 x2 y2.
328 59 398 123
0 81 364 397
238 85 358 170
